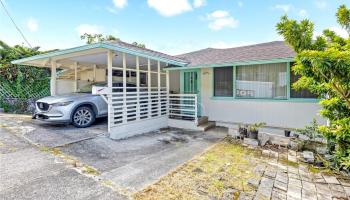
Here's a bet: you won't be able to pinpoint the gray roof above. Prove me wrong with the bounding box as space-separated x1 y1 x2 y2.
105 40 189 64
176 41 295 67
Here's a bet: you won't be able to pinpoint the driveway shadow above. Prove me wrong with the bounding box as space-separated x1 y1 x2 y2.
23 117 108 148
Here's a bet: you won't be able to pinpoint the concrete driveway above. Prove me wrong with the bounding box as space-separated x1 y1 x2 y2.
0 114 226 198
0 115 125 200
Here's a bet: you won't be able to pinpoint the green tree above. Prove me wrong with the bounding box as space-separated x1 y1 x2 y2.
276 5 350 170
132 42 146 48
80 33 119 44
80 33 146 48
0 40 50 112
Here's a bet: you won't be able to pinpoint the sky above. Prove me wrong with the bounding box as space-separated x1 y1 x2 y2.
1 0 349 55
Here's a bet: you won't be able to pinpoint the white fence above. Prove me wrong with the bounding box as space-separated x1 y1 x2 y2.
168 94 198 123
109 87 168 127
108 91 198 127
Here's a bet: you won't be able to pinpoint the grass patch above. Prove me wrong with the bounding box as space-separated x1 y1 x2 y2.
82 165 100 176
279 158 299 168
40 146 100 176
134 141 260 200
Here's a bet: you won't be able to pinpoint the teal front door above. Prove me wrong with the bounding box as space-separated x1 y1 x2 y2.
183 71 198 94
182 70 201 116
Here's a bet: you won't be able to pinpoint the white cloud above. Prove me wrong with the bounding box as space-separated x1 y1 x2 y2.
330 27 349 38
26 17 38 32
113 0 127 9
238 1 243 7
210 41 255 49
193 0 206 8
207 10 239 31
298 9 308 18
147 0 192 17
75 24 104 36
315 0 327 9
273 4 293 13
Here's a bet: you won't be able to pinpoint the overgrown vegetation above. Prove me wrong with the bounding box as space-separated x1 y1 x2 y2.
276 5 350 170
0 40 50 113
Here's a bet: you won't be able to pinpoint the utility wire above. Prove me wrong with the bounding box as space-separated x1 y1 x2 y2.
0 0 32 48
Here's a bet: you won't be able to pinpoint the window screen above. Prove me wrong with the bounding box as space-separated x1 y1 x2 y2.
236 63 287 99
214 67 233 97
290 66 317 98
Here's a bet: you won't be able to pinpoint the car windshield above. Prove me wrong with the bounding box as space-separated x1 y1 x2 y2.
78 82 136 93
78 82 106 93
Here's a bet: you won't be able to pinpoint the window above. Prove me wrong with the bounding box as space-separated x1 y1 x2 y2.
214 67 233 97
236 63 287 99
290 65 317 98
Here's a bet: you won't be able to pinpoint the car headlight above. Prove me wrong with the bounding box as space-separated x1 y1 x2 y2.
51 101 73 107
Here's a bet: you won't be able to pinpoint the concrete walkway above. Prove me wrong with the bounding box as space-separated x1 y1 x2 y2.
250 149 350 200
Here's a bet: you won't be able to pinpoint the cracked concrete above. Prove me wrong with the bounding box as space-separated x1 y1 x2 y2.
0 113 226 199
0 119 126 200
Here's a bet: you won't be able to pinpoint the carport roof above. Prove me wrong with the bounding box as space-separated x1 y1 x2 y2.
11 40 189 67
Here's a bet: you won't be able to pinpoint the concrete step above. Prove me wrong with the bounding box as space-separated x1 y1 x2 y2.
197 121 216 132
197 116 208 126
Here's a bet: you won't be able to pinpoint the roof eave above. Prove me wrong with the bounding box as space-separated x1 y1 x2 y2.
11 42 188 67
164 57 295 71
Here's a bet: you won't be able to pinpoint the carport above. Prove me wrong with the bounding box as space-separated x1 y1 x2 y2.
12 41 199 139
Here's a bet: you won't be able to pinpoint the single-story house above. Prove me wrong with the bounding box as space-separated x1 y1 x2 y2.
12 40 326 139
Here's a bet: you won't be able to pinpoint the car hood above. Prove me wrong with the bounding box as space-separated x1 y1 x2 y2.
37 93 97 104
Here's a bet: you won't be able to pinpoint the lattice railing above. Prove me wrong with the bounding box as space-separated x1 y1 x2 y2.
109 87 168 127
168 94 197 123
0 82 50 100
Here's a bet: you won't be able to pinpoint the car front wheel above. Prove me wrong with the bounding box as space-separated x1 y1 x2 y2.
72 106 95 128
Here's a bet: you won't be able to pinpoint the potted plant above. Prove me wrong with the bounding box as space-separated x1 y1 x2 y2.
284 129 291 137
238 124 248 139
248 122 266 139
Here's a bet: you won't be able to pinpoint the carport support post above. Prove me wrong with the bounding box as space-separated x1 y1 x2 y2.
166 65 169 116
157 61 161 116
107 50 113 133
50 60 57 96
122 53 127 124
74 62 78 92
93 64 97 82
136 56 140 120
147 58 151 118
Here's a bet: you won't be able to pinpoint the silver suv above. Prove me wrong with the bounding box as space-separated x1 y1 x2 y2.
33 93 108 128
33 82 137 128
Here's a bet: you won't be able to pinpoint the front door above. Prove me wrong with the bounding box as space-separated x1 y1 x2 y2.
182 70 201 116
183 71 198 94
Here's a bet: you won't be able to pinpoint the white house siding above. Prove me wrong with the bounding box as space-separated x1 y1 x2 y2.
200 67 326 129
169 70 180 93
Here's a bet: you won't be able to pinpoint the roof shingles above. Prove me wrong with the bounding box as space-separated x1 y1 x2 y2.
176 41 295 67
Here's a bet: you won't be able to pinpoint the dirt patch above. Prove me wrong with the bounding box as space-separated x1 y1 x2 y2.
134 141 261 200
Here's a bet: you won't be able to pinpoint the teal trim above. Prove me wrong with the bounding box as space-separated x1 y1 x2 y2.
11 43 102 65
12 42 188 67
211 96 234 100
286 62 291 99
210 97 320 103
212 66 235 98
289 98 321 103
180 71 184 94
180 68 201 116
164 57 295 71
